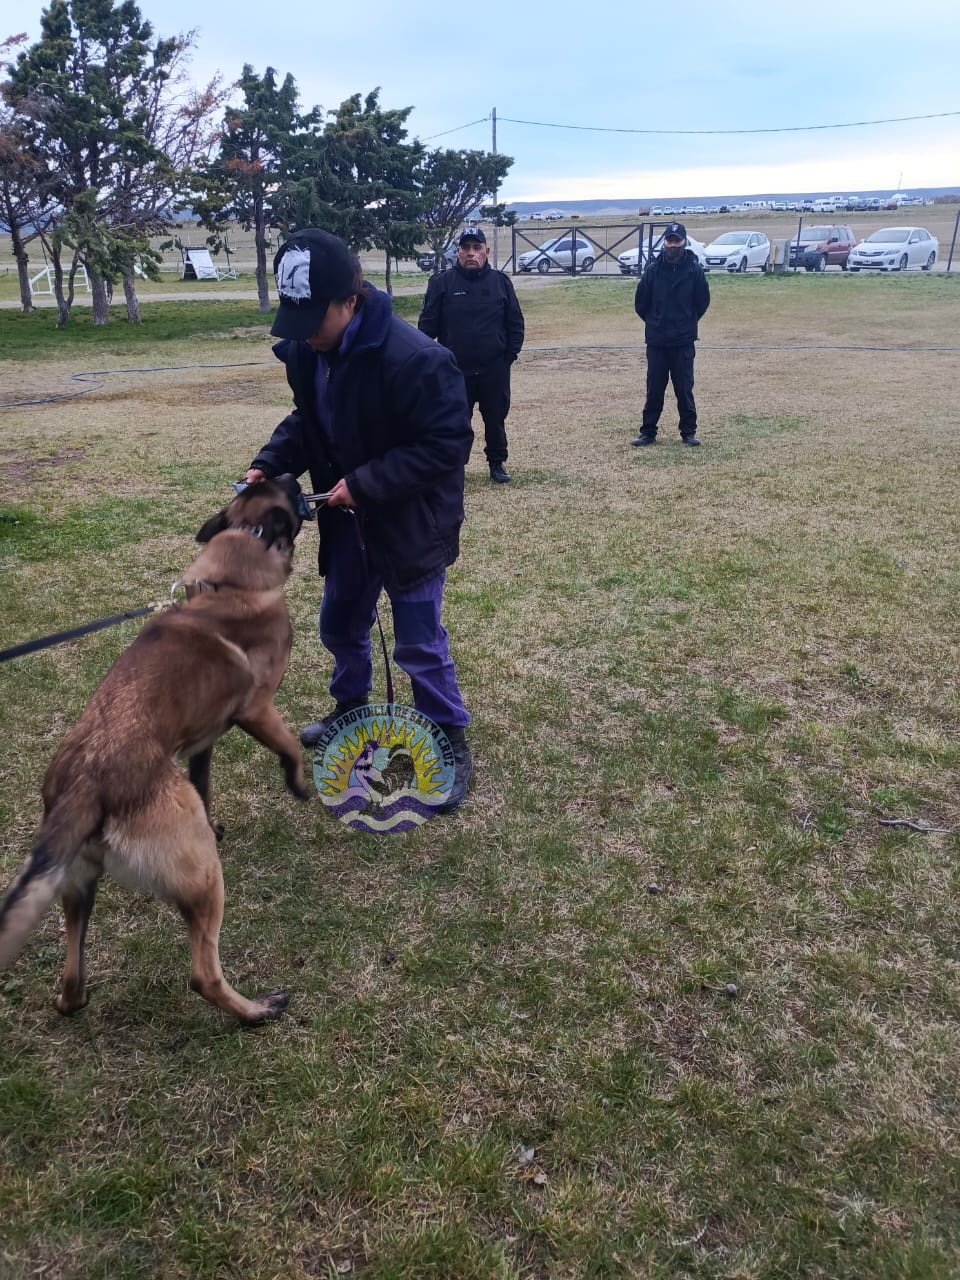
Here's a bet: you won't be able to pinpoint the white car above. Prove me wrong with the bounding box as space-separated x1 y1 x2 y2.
617 234 707 276
703 230 770 273
847 227 938 272
517 235 596 273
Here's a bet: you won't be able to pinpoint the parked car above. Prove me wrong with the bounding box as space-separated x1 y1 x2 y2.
517 235 596 273
417 243 458 272
617 234 707 276
847 227 939 272
702 230 770 273
787 224 857 271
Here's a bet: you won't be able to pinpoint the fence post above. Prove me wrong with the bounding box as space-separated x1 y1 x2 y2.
946 209 959 273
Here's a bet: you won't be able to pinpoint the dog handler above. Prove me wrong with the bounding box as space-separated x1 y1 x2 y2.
245 229 475 812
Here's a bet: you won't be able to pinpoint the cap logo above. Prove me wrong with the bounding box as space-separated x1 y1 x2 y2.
277 246 312 304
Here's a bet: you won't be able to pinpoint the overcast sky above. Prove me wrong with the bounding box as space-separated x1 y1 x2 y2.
15 0 960 200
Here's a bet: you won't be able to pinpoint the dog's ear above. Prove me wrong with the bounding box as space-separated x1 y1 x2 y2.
196 508 230 544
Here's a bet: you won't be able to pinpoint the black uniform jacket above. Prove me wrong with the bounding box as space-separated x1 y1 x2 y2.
634 249 711 347
250 285 473 591
418 262 525 376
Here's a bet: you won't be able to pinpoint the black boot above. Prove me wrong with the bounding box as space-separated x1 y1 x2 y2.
435 725 473 813
489 463 512 484
300 697 369 748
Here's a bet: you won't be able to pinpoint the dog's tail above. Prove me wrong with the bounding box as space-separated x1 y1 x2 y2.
0 789 101 970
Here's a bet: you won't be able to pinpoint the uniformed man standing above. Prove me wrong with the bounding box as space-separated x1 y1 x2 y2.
418 228 525 484
632 221 710 448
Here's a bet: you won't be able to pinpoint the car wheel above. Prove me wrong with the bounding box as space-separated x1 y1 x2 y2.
804 264 814 273
840 257 848 271
898 254 908 272
923 251 936 271
536 258 551 274
849 265 859 272
816 254 828 272
737 257 748 273
580 257 594 273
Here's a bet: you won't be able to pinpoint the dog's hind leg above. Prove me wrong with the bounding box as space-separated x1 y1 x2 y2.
234 703 310 799
187 748 223 842
55 860 101 1014
162 782 289 1024
178 859 289 1025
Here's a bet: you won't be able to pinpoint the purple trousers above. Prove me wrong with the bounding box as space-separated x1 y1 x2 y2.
318 514 470 729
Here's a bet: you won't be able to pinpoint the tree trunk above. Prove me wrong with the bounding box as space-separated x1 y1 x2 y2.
11 236 33 314
255 247 270 311
16 252 33 313
122 271 141 324
89 272 110 325
0 190 32 312
52 252 71 329
384 249 392 297
254 190 271 313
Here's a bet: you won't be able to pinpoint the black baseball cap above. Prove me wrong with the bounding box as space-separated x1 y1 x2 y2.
458 227 487 245
663 221 687 240
270 229 360 341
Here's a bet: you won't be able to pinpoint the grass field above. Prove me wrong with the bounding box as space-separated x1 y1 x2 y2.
2 273 960 1279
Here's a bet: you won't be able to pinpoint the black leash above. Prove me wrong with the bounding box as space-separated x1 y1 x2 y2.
0 604 164 664
342 509 394 705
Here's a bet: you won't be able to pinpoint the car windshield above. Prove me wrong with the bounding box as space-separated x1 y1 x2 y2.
867 228 910 243
711 232 749 245
801 227 831 240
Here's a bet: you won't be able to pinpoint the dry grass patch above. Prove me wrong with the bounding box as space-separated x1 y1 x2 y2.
1 275 960 1278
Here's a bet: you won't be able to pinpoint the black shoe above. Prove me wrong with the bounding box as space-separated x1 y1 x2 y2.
300 698 368 748
489 464 512 484
631 435 657 447
434 725 473 813
682 436 702 447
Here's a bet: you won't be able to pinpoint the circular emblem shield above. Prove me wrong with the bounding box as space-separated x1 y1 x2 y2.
311 702 454 834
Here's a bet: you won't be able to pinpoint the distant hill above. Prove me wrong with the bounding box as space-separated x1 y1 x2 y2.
508 187 959 217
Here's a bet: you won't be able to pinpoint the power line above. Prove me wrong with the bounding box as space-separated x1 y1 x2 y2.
416 109 960 142
497 110 960 136
419 116 489 141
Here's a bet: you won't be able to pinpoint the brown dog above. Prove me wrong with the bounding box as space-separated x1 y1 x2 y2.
0 476 310 1024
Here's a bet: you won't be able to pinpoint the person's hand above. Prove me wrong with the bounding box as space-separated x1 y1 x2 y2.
245 468 267 485
326 478 356 508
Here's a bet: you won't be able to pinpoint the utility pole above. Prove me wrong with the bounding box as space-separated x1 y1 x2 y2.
491 106 498 270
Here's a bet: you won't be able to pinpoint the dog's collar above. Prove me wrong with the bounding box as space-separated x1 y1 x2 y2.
173 579 244 601
182 579 231 600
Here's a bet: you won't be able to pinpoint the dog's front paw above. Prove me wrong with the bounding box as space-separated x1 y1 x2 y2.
242 988 289 1025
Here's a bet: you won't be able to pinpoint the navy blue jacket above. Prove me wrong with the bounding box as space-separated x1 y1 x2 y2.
634 249 710 347
250 285 473 591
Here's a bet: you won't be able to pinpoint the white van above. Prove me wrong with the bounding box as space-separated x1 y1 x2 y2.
812 198 836 213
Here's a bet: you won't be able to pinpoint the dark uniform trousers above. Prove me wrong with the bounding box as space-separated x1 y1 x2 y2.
641 343 698 439
463 361 511 466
